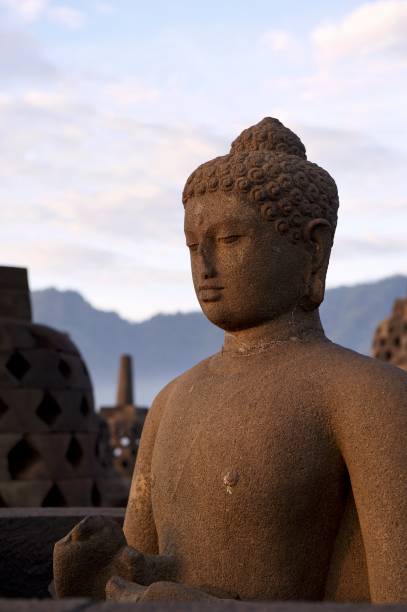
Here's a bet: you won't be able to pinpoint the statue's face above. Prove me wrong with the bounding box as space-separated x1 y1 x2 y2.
184 192 309 332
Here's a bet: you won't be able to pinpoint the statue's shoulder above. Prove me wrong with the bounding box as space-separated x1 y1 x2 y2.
149 353 219 412
318 340 407 429
322 340 407 386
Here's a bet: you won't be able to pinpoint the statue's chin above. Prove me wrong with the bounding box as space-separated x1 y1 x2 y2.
199 301 235 332
199 301 263 333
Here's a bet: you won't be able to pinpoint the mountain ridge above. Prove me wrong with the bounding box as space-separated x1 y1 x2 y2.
31 275 407 406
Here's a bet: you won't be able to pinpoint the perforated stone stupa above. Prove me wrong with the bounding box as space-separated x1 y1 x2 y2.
372 297 407 371
0 266 102 506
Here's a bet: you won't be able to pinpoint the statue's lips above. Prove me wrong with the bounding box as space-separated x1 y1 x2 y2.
198 286 224 302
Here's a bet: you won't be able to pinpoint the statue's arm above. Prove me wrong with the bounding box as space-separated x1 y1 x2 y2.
123 380 175 553
334 363 407 603
111 378 234 602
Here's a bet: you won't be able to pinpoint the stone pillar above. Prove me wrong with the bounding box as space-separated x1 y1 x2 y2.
100 354 147 487
0 266 31 321
116 354 134 406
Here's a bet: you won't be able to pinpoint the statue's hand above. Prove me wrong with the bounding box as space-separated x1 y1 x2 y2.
106 576 219 602
53 515 127 599
53 515 179 600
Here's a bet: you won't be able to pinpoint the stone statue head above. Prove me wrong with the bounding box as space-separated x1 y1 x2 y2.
183 117 339 332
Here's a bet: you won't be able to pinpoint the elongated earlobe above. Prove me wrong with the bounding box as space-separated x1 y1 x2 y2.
300 219 333 311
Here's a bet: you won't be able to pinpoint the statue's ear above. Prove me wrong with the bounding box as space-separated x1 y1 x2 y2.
303 218 333 270
301 219 333 310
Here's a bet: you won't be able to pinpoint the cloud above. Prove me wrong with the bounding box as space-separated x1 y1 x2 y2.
262 1 406 109
48 5 85 29
0 85 223 246
0 236 195 321
0 0 85 29
0 1 406 318
104 80 161 107
0 77 223 320
22 88 75 111
0 26 57 80
334 235 407 257
291 123 407 213
94 2 113 14
313 0 407 61
0 0 49 21
260 29 299 54
1 240 186 285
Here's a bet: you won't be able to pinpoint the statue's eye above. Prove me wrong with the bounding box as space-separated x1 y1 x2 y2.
218 235 241 244
187 243 199 252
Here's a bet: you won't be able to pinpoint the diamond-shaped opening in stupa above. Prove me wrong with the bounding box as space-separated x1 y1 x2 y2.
80 395 91 417
42 483 66 507
0 396 9 419
58 358 71 379
36 392 62 427
8 438 41 480
91 482 101 506
6 350 30 381
65 436 83 468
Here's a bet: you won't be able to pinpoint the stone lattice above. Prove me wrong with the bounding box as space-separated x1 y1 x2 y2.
372 298 407 372
0 266 104 507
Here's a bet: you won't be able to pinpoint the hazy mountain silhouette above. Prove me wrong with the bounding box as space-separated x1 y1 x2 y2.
32 275 407 407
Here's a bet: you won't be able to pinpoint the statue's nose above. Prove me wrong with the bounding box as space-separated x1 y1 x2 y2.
197 244 217 279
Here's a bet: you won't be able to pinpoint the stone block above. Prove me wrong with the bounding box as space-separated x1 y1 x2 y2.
0 321 36 352
17 350 63 388
0 352 20 387
55 353 92 390
29 323 78 354
58 478 94 506
27 433 73 480
0 389 47 433
0 433 22 480
69 433 98 477
49 390 98 434
0 479 52 506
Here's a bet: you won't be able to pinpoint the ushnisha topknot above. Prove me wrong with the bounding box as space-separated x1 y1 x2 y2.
230 117 307 158
182 117 339 245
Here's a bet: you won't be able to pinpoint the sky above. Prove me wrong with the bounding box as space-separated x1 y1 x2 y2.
0 0 406 321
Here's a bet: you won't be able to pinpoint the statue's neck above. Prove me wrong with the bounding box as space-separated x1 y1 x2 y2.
222 308 325 355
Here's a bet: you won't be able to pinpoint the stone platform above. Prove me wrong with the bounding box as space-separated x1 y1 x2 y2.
0 601 406 611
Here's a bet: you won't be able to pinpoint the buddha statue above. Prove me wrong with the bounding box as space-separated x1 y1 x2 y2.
54 118 407 603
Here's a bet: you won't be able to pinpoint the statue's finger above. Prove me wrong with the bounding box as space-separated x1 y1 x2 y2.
70 515 107 541
106 575 146 601
113 545 147 583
